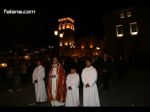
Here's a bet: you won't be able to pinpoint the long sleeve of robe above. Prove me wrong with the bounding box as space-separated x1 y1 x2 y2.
65 73 80 107
81 66 100 107
32 65 47 102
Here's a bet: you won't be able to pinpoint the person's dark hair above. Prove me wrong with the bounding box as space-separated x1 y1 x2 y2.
85 57 92 63
37 59 43 65
53 56 60 62
70 63 77 70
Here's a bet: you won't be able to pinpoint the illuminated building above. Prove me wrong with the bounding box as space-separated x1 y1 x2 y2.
58 17 75 31
102 7 150 58
54 17 75 56
54 17 104 57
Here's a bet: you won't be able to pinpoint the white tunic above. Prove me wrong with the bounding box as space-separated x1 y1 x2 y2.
51 66 57 99
81 66 100 107
32 65 47 102
65 73 80 107
50 64 64 106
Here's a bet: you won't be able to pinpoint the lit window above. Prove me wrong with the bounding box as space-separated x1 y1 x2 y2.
116 25 124 38
120 13 125 18
127 11 131 17
71 24 74 30
70 24 72 30
66 23 70 29
58 25 61 30
130 22 138 36
62 24 65 29
73 26 75 31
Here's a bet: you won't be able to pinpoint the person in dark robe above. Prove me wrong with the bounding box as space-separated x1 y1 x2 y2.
99 54 111 90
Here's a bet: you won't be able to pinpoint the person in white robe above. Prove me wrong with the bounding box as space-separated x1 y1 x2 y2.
65 66 80 107
81 58 100 107
32 60 47 103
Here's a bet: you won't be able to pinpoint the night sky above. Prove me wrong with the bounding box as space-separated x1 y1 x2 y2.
0 0 148 50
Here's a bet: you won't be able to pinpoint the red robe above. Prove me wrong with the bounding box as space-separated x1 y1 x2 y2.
47 63 66 102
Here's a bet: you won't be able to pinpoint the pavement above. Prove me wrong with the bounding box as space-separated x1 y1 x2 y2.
0 66 150 106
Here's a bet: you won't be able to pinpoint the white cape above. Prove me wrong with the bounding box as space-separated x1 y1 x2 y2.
65 73 80 107
32 65 47 102
81 66 100 107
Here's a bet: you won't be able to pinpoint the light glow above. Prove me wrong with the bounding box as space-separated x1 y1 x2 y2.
0 63 7 68
65 42 68 46
96 47 100 50
59 33 64 38
54 30 58 36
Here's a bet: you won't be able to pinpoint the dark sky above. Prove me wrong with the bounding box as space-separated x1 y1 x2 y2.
0 0 148 49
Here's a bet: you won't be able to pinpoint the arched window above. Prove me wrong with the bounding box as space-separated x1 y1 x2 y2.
62 24 65 29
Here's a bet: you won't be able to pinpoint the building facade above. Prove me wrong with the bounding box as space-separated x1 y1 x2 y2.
102 7 150 60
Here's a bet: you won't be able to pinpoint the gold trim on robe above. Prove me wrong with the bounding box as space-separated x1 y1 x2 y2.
47 63 66 102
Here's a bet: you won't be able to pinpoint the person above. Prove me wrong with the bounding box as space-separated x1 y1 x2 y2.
116 54 126 80
60 58 69 75
81 58 100 107
65 65 80 107
32 60 47 103
13 61 22 91
99 54 111 90
47 57 66 107
93 57 102 88
7 64 15 93
21 62 28 85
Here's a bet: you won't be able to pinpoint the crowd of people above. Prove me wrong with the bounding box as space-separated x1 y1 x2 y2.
5 53 131 107
7 61 28 93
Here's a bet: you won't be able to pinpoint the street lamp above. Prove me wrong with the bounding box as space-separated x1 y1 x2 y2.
54 30 58 36
96 47 100 50
59 33 64 38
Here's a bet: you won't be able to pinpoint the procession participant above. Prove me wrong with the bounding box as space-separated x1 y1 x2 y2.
81 58 100 107
32 60 47 103
65 65 80 107
47 57 66 107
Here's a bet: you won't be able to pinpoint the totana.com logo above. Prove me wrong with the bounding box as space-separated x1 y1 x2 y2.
3 9 36 14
